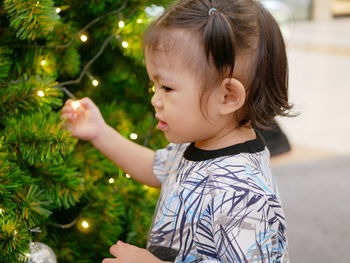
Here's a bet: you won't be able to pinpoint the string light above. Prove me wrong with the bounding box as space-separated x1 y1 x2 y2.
118 21 125 28
121 41 129 48
136 19 143 24
56 7 61 13
78 219 91 233
36 1 40 5
0 208 4 214
72 101 81 110
108 178 115 184
37 90 45 97
125 174 131 179
85 72 99 87
81 221 89 229
14 230 18 235
129 133 138 140
80 34 88 42
40 60 46 66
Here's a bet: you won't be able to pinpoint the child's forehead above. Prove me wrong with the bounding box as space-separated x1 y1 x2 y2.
145 28 205 70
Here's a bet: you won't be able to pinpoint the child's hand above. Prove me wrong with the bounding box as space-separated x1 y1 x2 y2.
102 241 166 263
60 97 107 142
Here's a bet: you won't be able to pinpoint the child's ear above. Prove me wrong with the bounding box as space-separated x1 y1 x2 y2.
218 77 246 115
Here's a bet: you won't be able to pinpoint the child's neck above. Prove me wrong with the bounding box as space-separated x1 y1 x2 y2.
194 125 256 150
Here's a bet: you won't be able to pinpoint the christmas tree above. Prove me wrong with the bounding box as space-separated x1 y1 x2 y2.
0 0 168 262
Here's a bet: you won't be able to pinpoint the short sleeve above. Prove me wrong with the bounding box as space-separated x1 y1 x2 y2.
153 143 188 184
195 191 288 262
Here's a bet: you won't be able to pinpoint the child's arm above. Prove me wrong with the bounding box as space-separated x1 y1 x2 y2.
61 97 161 188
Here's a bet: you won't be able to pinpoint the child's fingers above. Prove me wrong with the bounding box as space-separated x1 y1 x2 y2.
64 99 74 106
60 112 77 121
60 120 74 133
62 99 82 111
101 258 117 263
109 244 119 257
79 97 95 110
61 106 74 114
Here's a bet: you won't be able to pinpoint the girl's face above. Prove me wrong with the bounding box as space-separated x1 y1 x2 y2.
145 29 229 145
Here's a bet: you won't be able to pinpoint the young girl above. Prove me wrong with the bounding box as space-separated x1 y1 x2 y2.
61 0 291 262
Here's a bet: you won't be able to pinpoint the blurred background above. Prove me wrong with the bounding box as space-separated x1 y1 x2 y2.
262 0 350 262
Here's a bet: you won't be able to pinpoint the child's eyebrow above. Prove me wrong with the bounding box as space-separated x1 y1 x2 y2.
151 73 172 82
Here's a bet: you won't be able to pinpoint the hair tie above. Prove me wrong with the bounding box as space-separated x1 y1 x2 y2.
208 8 217 16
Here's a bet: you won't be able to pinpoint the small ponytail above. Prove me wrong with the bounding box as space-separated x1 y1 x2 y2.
203 7 236 77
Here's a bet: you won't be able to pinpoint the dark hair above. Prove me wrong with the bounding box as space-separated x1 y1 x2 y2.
144 0 293 129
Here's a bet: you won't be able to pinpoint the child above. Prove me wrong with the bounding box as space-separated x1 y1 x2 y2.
61 0 292 262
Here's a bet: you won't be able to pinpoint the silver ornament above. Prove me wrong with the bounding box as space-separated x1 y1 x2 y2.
28 242 57 263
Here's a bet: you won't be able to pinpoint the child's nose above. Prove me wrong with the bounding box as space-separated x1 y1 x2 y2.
151 92 163 109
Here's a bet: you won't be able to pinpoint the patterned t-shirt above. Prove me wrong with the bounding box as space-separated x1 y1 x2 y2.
148 135 289 263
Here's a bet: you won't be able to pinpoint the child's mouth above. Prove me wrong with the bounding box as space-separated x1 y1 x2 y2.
157 120 168 131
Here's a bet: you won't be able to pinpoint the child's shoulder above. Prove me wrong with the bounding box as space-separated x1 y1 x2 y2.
156 142 190 160
164 142 190 153
207 147 270 172
204 150 275 196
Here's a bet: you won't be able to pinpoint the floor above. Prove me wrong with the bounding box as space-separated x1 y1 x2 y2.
272 155 350 263
271 17 350 165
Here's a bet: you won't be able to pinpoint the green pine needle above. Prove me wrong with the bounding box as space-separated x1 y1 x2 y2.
0 74 64 117
4 0 60 41
15 185 52 227
4 112 76 166
0 215 30 262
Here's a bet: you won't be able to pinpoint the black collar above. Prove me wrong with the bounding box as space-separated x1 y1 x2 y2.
183 132 266 161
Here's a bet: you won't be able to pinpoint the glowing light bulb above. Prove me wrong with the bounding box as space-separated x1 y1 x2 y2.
72 101 81 110
37 91 45 97
125 174 131 179
121 41 129 48
14 230 18 235
56 7 61 13
136 19 143 24
92 79 99 86
118 21 125 28
40 60 46 66
129 133 138 140
36 1 40 5
109 178 115 184
81 220 89 229
80 34 88 42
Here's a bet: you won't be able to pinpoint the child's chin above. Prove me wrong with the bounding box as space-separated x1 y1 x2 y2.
164 134 191 144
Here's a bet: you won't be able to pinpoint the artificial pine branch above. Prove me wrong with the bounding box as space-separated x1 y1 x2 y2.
0 75 63 118
0 47 12 81
0 0 166 261
3 112 76 166
0 214 30 263
4 0 60 40
15 185 52 227
38 0 128 49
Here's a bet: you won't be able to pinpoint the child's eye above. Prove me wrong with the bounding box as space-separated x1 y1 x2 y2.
161 86 172 92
